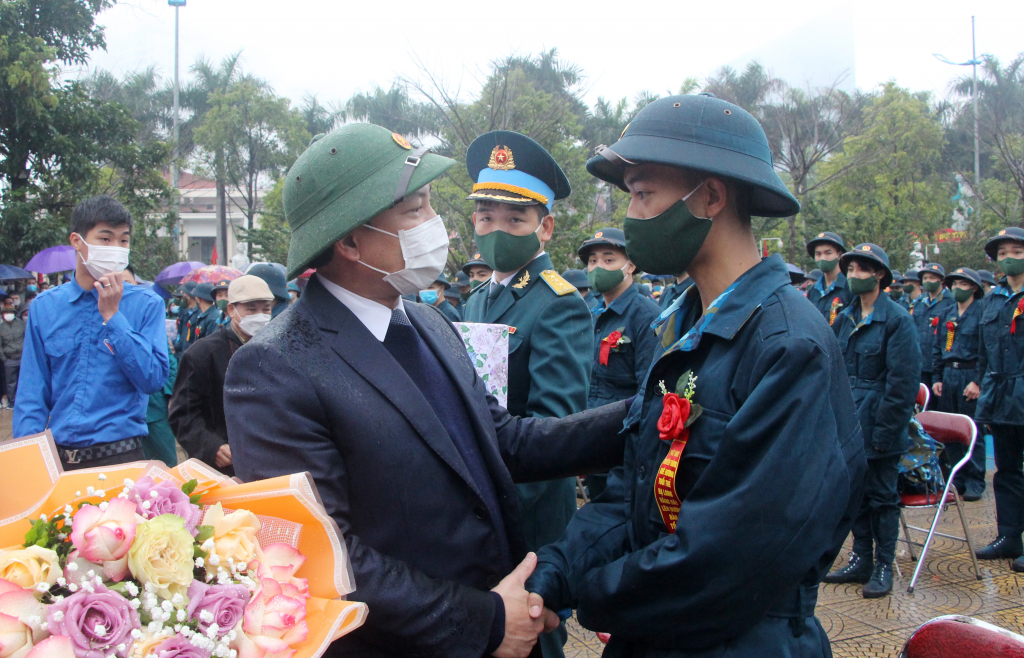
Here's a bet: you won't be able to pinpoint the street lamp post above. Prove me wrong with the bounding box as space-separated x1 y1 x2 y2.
169 0 185 252
935 16 984 187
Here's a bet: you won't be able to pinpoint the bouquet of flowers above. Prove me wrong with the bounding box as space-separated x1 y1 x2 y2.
0 433 367 658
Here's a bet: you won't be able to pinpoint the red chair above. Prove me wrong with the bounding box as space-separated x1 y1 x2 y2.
900 615 1024 657
915 382 930 412
898 410 981 593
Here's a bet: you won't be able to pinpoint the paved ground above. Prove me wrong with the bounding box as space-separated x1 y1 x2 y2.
3 412 1019 657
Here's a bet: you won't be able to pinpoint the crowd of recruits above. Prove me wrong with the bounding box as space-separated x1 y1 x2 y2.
802 228 1024 595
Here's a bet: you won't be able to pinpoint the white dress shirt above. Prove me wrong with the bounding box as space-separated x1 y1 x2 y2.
317 274 405 342
488 251 546 294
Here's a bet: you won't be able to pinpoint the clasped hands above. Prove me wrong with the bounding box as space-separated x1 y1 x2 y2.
490 552 561 658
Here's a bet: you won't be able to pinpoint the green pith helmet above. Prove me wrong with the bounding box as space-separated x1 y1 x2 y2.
283 124 455 280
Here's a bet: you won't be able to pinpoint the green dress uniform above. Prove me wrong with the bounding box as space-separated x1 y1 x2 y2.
462 253 593 546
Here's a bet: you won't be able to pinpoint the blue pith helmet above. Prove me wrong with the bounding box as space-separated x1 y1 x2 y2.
577 227 627 261
944 267 984 299
839 243 894 289
587 93 799 218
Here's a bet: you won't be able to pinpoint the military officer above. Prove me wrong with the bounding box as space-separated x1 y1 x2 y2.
525 94 864 658
824 244 919 599
974 228 1024 570
931 267 986 501
911 263 954 388
461 130 593 658
463 254 494 290
658 271 693 311
806 231 852 325
560 269 599 311
578 227 662 498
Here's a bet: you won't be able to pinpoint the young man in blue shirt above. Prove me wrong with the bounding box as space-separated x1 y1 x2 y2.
14 195 169 470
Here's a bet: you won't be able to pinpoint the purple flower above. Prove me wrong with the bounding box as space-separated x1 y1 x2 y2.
47 582 140 658
186 581 250 636
129 477 203 536
152 635 210 658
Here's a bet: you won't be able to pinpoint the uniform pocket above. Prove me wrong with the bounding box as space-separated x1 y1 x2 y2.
854 335 885 380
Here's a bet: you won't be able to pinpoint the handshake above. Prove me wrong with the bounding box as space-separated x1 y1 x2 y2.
490 552 561 658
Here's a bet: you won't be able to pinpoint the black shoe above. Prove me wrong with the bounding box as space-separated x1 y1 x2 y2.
822 552 873 584
962 484 984 502
976 535 1024 560
862 563 893 599
1012 555 1024 573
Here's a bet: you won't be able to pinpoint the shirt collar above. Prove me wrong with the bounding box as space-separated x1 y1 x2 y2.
66 277 93 303
491 251 546 287
815 271 846 296
317 274 406 342
606 282 640 315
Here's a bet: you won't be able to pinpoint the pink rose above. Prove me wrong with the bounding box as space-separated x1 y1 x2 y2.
240 579 307 658
256 545 308 599
128 478 202 536
0 578 47 658
22 637 74 658
69 499 137 582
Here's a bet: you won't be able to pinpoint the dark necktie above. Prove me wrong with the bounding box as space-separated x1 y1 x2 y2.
486 282 503 311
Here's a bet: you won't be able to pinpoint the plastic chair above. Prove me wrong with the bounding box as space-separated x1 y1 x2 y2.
916 382 930 412
900 615 1024 657
898 410 981 593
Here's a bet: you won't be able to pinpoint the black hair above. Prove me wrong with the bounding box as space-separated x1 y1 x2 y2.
70 195 132 237
474 200 548 222
309 246 334 270
846 256 879 275
124 264 136 277
25 292 36 302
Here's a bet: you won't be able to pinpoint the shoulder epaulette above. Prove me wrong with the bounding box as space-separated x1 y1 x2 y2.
540 270 576 296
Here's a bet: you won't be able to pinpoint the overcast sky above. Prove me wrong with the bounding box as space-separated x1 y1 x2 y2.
80 0 1023 112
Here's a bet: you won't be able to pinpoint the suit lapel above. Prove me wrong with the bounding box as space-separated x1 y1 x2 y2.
302 277 477 492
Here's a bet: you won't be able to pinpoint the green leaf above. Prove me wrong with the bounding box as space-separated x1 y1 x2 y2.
189 493 203 505
674 370 692 397
194 525 215 543
684 403 703 428
181 479 199 496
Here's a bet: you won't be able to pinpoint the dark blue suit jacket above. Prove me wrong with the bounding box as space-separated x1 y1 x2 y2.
224 276 629 658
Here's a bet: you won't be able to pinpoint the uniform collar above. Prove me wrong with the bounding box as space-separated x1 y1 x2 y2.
850 293 889 325
491 251 547 288
604 282 641 316
66 277 94 303
815 271 847 296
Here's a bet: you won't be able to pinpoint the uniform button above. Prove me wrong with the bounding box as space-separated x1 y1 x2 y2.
474 506 488 520
485 574 500 588
638 465 646 480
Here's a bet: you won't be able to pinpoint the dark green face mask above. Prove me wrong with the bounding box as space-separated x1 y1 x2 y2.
1001 257 1024 277
816 258 839 273
587 266 626 293
624 184 711 276
889 288 904 300
902 283 916 294
474 224 542 273
952 287 975 303
922 280 942 294
470 278 485 289
215 299 228 312
848 275 879 295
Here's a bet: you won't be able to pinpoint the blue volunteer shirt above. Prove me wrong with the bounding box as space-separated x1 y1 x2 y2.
14 279 170 447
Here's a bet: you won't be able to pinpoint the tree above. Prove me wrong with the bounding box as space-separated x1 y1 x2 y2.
195 77 308 258
236 178 289 265
0 0 174 273
812 83 947 271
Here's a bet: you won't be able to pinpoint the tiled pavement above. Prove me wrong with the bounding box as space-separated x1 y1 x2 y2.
2 412 1020 658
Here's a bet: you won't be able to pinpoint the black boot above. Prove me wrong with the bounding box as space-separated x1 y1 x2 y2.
862 562 893 598
1012 555 1024 573
822 552 873 584
976 535 1024 560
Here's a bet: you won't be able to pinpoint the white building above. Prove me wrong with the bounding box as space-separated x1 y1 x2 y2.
166 171 266 265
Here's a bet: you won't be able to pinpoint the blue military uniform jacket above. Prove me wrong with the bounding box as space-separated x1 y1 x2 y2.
833 294 920 458
588 283 662 408
527 256 865 658
806 271 853 326
911 290 954 375
438 299 462 322
193 305 223 346
932 299 982 386
462 252 593 551
976 281 1024 425
583 289 601 311
658 277 693 311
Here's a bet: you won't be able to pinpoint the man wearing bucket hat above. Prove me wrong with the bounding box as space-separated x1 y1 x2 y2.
577 227 662 499
806 232 852 325
931 267 986 501
911 263 954 389
463 253 495 289
974 227 1024 566
460 130 593 658
525 94 864 658
170 275 274 476
223 124 632 658
560 269 599 310
823 244 919 598
419 273 461 323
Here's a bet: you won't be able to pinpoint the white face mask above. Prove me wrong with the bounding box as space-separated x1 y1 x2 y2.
237 313 272 337
73 234 130 280
357 215 450 296
2 313 14 322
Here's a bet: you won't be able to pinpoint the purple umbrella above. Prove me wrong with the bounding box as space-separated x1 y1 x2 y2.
25 245 77 274
154 261 206 286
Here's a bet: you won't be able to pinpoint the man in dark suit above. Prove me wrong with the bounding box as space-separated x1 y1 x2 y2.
224 124 629 658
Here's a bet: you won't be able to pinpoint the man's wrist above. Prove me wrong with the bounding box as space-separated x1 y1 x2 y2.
485 590 505 656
